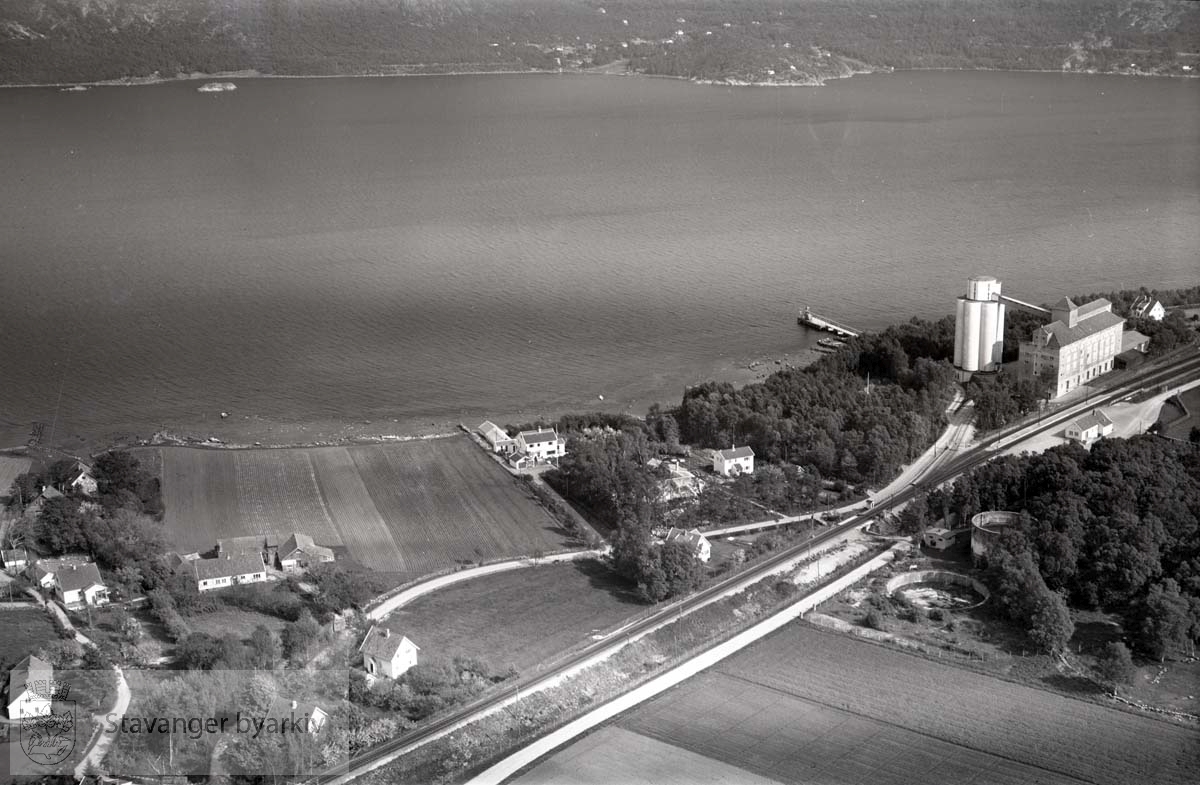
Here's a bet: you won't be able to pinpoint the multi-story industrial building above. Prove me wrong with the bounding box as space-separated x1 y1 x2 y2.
1018 297 1125 398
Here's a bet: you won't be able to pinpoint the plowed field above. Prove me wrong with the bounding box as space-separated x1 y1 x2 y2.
158 435 572 577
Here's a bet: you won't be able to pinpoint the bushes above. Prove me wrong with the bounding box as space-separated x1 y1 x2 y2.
864 608 887 631
221 584 306 621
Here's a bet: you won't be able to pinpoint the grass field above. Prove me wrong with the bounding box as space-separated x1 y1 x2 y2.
184 607 289 639
156 435 573 578
381 559 646 673
0 607 59 670
0 454 31 498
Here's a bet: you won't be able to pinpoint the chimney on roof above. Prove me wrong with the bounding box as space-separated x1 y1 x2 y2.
291 700 298 710
383 628 391 638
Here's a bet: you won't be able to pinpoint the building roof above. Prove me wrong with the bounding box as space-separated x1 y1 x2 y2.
519 428 560 446
926 527 953 537
1037 309 1124 349
478 421 513 442
1072 411 1113 432
1074 298 1112 320
1130 294 1162 317
265 696 328 731
55 562 105 593
1051 296 1076 312
279 532 334 562
42 486 63 500
9 655 52 699
1 548 27 565
358 625 418 661
217 535 265 556
192 553 266 582
717 446 755 460
665 527 709 551
67 463 94 485
1122 330 1151 351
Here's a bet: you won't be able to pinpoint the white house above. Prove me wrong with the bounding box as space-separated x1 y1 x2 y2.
713 445 754 477
922 527 957 550
477 421 517 455
277 532 335 573
192 553 269 592
67 463 98 496
54 562 110 609
6 655 53 720
664 527 712 563
1065 411 1114 443
1130 294 1166 321
1 548 28 573
266 697 329 736
516 428 567 464
359 625 419 679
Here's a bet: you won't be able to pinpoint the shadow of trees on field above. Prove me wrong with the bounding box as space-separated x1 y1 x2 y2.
1043 673 1100 695
571 557 644 607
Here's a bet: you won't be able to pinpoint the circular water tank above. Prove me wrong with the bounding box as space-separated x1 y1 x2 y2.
971 511 1020 562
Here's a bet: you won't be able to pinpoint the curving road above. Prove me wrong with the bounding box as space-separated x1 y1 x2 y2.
309 350 1200 785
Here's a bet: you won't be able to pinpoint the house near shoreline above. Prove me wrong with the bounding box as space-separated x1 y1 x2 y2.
516 428 568 464
1065 410 1114 444
277 532 335 573
54 562 110 609
191 552 269 592
359 625 419 679
664 527 712 563
477 421 518 455
1130 294 1166 321
713 445 755 477
66 462 98 496
6 655 53 720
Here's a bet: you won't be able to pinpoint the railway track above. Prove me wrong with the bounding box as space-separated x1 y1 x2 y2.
310 350 1200 785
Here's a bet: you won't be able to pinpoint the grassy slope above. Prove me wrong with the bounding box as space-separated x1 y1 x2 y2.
0 607 59 671
380 559 645 674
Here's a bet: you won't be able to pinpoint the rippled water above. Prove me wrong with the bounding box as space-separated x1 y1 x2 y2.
1 71 1196 446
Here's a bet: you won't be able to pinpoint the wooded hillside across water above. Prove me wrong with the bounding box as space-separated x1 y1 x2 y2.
2 0 1198 85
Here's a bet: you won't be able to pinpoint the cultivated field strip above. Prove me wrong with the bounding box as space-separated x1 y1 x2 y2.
158 436 572 578
620 672 1090 785
711 624 1200 785
161 447 243 552
233 449 341 545
0 454 32 497
310 447 405 572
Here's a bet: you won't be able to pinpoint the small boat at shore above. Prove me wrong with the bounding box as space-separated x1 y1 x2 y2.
60 85 89 92
197 82 237 93
817 337 847 348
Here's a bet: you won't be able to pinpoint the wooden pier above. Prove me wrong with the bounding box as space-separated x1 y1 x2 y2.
797 307 861 338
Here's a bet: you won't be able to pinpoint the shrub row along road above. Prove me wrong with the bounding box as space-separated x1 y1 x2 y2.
311 349 1200 785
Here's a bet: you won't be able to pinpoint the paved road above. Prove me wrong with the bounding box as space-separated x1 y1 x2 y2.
309 350 1200 785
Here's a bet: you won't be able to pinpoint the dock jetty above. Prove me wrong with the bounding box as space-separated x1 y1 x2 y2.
798 307 860 338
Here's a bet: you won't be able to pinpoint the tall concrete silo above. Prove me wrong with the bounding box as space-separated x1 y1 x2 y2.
954 276 1005 379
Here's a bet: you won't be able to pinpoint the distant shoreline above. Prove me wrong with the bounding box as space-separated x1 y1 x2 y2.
2 63 1195 91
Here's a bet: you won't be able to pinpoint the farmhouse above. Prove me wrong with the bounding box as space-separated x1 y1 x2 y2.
1 548 28 573
67 462 98 496
713 445 754 477
192 553 269 592
664 527 712 562
922 527 957 550
277 532 335 573
1065 410 1114 443
265 697 329 735
359 625 419 679
516 428 567 464
6 655 53 720
54 562 110 609
477 421 517 455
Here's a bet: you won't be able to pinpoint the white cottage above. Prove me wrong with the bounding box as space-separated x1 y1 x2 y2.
54 562 110 609
192 553 269 592
713 445 754 477
1065 411 1114 443
359 625 419 679
516 428 567 464
6 655 53 720
477 421 518 455
664 527 712 563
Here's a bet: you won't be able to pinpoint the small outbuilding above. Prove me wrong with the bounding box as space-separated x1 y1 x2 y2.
477 421 518 455
921 528 957 550
1065 410 1114 443
664 527 712 563
713 445 754 477
277 532 335 573
1 548 29 573
265 697 329 736
359 625 419 680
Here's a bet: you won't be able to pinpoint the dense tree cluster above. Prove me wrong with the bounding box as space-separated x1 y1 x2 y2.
940 436 1200 660
676 321 957 485
349 657 515 722
967 371 1051 431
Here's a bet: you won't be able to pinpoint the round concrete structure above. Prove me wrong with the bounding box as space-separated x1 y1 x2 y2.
971 510 1021 563
886 570 990 610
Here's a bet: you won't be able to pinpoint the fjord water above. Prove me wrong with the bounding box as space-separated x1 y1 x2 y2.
1 72 1197 445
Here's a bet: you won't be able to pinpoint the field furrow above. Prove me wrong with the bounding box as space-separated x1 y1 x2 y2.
310 447 405 572
233 449 340 545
